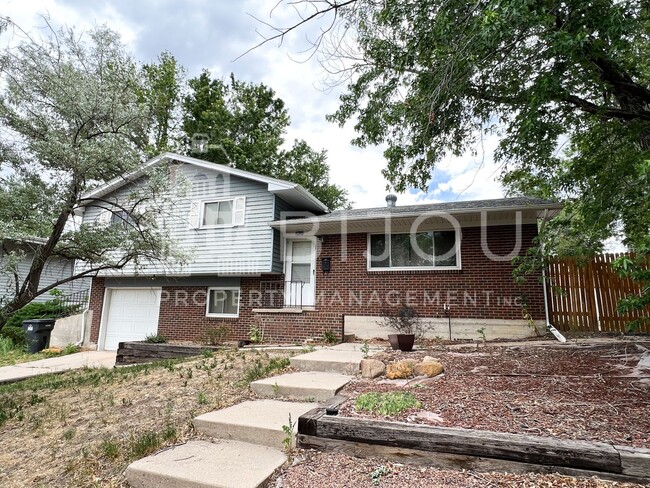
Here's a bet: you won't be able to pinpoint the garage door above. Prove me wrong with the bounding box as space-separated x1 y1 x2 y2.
102 288 161 350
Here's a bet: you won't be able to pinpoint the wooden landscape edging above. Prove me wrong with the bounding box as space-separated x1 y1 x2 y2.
297 408 650 484
115 341 227 364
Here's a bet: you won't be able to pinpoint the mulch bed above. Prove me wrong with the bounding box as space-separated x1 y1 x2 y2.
338 342 650 448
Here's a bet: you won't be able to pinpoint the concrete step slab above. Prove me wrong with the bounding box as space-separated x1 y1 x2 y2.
125 440 286 488
250 371 351 401
290 349 366 374
193 400 318 448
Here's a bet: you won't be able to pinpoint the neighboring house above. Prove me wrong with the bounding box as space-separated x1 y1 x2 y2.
0 237 89 306
83 152 562 350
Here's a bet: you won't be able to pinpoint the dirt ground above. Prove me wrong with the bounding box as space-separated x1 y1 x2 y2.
276 451 647 487
338 341 650 448
0 349 286 487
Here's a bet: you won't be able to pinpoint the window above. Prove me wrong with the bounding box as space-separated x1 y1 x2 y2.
206 287 240 317
111 210 135 229
369 230 459 269
193 197 246 228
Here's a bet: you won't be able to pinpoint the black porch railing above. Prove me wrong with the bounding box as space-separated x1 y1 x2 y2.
258 281 305 309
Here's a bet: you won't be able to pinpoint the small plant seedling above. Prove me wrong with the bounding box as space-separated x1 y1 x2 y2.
477 327 487 342
197 390 208 405
371 465 390 485
281 414 295 459
361 340 370 359
272 382 280 395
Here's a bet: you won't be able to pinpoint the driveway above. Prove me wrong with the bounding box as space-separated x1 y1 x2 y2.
0 350 117 384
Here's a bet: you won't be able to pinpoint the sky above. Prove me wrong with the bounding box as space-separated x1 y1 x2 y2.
1 0 506 209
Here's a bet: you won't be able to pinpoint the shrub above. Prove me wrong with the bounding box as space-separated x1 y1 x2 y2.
355 392 421 416
322 330 339 345
0 336 15 354
144 334 167 344
5 300 81 329
0 327 26 348
199 324 229 346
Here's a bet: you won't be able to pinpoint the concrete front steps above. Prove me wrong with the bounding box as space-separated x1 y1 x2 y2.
290 342 382 374
126 342 376 487
250 371 352 401
193 399 318 448
126 400 319 488
126 439 286 488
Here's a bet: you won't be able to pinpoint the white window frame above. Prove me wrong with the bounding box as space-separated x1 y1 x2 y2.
366 230 461 271
205 286 241 318
198 197 246 229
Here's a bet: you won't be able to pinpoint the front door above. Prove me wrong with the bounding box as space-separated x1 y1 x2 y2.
284 239 315 307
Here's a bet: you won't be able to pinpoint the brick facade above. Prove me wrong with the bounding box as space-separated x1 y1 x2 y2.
88 224 544 345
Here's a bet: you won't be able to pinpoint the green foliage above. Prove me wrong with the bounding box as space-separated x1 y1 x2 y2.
321 330 339 345
281 413 295 454
101 439 120 459
613 240 650 331
0 336 15 353
144 334 168 344
476 327 487 342
355 392 421 416
0 20 183 330
361 340 370 359
242 356 290 383
370 465 391 485
2 300 79 347
182 72 348 209
200 324 230 346
248 324 264 343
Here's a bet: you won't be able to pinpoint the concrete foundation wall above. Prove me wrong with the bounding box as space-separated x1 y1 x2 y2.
344 315 546 341
52 311 92 347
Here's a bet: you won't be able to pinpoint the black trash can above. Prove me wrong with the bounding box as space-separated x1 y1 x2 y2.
22 319 56 353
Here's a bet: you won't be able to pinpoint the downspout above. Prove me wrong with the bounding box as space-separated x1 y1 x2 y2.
540 209 566 343
75 309 86 347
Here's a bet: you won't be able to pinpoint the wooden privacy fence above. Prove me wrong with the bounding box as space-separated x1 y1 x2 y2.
546 254 648 334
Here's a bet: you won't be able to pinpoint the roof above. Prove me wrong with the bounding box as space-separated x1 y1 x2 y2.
271 196 563 234
79 152 328 213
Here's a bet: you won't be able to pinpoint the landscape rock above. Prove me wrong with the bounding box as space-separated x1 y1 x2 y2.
414 361 444 378
386 360 414 379
360 359 386 379
422 356 441 363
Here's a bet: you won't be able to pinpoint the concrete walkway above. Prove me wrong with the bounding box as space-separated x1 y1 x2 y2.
0 351 116 384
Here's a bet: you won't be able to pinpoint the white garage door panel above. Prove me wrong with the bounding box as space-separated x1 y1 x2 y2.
103 289 161 351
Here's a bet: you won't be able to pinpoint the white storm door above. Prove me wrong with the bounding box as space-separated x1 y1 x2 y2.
102 288 161 350
284 240 315 307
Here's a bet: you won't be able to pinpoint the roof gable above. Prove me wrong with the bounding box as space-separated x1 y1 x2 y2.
80 152 328 213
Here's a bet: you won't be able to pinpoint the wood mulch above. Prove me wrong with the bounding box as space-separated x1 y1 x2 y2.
338 341 650 449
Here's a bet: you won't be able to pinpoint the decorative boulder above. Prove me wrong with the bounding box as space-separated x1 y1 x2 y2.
360 359 386 379
422 356 441 363
386 360 414 379
414 361 444 378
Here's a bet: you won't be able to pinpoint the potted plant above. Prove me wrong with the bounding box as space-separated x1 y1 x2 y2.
380 305 422 352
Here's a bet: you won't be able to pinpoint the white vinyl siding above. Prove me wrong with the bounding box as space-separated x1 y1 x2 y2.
80 164 275 275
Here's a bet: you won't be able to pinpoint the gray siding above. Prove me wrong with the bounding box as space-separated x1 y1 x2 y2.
0 244 89 306
81 163 276 276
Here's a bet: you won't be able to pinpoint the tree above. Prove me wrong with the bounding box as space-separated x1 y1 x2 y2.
182 71 348 209
140 51 185 155
256 0 649 243
0 20 181 330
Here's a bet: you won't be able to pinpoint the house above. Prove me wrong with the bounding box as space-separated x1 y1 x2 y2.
82 152 562 350
0 237 89 306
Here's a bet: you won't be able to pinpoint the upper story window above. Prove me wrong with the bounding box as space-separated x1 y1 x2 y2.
111 210 135 229
368 230 460 270
189 197 246 229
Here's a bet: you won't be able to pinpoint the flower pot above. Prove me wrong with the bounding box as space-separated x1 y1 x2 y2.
387 333 415 352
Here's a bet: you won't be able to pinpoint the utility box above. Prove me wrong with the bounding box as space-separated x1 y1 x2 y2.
22 319 56 353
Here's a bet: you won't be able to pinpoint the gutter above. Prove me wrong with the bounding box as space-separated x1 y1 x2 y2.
540 209 566 343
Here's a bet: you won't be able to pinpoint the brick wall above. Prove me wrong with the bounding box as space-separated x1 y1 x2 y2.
88 224 544 345
88 277 105 344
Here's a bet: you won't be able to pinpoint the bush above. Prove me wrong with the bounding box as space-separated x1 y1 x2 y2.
199 324 230 346
0 336 14 354
0 326 26 348
4 300 80 330
144 334 167 344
